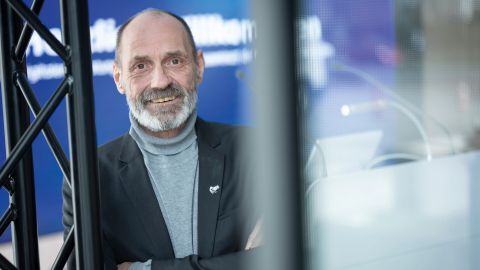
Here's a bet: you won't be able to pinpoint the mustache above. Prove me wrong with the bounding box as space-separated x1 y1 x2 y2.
139 85 186 103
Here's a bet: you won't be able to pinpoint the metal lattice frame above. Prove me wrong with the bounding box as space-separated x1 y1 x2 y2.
0 0 103 269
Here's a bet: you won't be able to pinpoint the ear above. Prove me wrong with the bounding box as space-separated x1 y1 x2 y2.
195 49 205 84
113 61 126 94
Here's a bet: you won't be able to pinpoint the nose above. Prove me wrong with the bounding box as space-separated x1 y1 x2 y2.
150 65 172 89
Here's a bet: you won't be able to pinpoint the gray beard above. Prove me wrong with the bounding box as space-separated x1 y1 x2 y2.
127 87 197 132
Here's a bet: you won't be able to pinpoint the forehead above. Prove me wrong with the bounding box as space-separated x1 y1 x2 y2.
120 13 190 61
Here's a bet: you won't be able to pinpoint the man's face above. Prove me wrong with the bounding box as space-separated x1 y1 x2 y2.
113 13 204 133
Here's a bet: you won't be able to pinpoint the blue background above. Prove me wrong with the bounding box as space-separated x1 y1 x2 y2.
0 0 253 241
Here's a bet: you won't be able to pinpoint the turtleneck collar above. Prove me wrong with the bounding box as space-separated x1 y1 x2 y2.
129 111 197 156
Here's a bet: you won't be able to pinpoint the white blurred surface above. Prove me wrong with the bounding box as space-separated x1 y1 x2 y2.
314 130 383 176
306 150 480 270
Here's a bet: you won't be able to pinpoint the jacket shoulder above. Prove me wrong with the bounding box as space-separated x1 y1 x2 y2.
197 119 249 145
97 133 130 161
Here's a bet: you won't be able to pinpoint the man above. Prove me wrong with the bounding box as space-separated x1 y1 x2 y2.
62 9 260 270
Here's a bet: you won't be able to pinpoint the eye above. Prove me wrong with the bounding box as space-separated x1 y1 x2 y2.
130 61 151 74
165 56 186 68
170 58 180 65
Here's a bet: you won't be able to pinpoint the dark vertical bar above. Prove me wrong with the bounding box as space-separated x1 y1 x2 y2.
61 0 103 269
252 0 304 270
0 1 40 270
60 3 77 268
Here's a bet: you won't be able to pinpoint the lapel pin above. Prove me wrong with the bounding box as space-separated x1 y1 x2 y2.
209 185 220 194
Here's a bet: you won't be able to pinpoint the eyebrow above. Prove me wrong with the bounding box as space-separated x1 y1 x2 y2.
164 50 189 58
127 50 190 67
127 55 151 67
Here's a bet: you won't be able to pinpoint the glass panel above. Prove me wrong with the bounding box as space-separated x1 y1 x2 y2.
299 1 480 269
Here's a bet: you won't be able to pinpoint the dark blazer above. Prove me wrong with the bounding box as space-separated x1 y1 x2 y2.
62 118 258 270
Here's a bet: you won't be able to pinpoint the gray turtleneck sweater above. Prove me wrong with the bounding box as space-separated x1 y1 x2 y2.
128 113 199 270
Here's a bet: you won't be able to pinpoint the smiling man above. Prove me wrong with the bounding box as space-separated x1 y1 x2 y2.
114 10 201 139
62 8 260 270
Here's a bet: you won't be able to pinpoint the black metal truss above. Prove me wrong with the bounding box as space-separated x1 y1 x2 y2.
0 0 103 269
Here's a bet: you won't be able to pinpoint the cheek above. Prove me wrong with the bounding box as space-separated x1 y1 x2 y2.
172 70 197 90
126 77 148 99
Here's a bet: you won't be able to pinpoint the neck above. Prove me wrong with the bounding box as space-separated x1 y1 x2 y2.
129 111 197 155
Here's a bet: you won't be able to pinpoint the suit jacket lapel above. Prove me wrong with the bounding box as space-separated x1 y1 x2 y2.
118 135 175 258
196 119 225 258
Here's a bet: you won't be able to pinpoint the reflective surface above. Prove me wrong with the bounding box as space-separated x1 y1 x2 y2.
299 1 480 269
